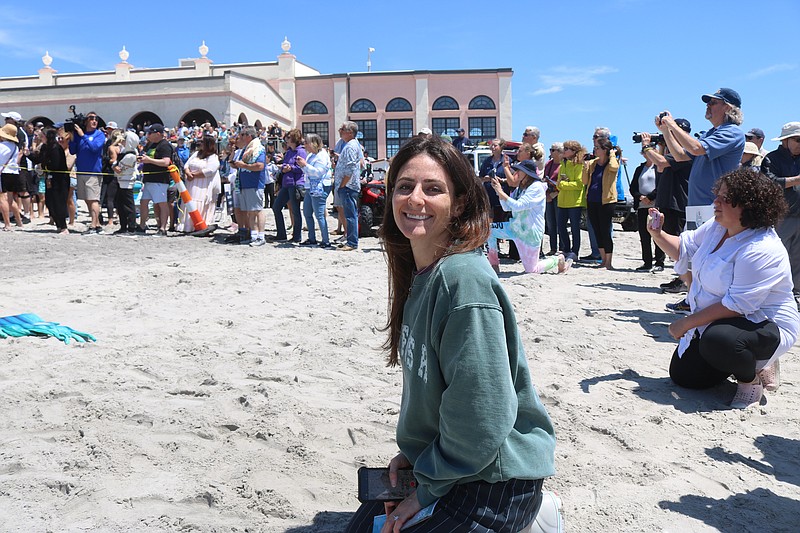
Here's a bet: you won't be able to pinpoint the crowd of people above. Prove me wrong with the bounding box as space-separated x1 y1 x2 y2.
3 85 800 412
3 84 800 531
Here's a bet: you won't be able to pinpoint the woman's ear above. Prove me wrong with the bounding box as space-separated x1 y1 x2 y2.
452 197 466 219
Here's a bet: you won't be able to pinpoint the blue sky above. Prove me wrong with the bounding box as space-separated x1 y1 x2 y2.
2 0 798 165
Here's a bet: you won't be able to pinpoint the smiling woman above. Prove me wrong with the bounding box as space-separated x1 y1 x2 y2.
344 137 557 533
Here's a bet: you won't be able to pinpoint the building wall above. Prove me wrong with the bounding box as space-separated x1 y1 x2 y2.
295 70 510 159
1 49 512 159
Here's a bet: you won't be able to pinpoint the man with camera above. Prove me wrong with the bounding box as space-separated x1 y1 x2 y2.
656 88 745 230
137 123 173 236
655 88 744 313
69 111 106 234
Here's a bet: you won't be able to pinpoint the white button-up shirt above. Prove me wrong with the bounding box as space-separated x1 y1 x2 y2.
675 219 799 365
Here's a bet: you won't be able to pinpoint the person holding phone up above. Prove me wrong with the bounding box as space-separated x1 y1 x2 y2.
647 168 799 409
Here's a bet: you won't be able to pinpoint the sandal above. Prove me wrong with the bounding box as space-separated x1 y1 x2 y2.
730 378 763 409
758 360 780 392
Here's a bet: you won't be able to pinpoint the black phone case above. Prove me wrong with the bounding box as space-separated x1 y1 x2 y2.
357 467 417 503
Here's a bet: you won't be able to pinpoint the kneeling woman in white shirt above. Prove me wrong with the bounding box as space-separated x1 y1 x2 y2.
648 168 799 409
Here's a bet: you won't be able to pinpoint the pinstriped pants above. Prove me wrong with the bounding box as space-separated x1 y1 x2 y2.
344 478 543 533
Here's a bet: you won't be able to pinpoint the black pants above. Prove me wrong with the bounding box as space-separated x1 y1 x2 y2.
100 177 118 222
115 187 136 232
345 478 542 533
669 317 781 387
48 175 69 231
264 183 275 208
586 201 615 253
637 208 665 266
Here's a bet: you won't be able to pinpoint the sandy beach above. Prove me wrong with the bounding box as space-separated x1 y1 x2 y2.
1 211 799 532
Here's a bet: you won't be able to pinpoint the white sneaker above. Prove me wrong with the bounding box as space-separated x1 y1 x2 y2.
525 490 564 533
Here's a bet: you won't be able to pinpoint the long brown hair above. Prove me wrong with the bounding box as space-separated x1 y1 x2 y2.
380 136 490 366
198 134 218 159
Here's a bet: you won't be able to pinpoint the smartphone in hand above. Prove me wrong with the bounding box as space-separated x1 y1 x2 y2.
647 208 663 231
357 467 417 503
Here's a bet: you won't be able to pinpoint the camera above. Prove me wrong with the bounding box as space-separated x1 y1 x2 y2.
632 132 664 144
63 105 87 133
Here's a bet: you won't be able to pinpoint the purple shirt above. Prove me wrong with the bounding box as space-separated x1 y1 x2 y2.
281 145 307 188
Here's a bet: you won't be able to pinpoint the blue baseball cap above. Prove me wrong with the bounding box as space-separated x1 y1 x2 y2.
701 88 741 108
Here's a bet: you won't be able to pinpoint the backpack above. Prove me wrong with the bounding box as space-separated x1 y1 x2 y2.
170 144 184 179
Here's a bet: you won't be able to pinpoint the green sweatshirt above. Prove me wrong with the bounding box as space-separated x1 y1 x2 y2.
396 250 556 507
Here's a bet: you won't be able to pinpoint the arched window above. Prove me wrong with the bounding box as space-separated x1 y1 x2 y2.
432 96 459 111
302 101 328 115
350 98 376 113
468 95 496 110
386 97 412 112
129 111 167 131
179 109 216 129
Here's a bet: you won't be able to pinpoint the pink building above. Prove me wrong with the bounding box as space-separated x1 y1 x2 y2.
296 69 512 159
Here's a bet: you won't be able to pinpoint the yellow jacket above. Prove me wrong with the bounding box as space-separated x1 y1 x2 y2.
583 152 619 205
556 159 587 208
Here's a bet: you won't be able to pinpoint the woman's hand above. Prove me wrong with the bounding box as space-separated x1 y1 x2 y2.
295 156 306 168
387 453 412 487
490 176 505 196
639 195 653 207
281 163 292 173
668 316 692 340
646 208 663 236
381 491 421 533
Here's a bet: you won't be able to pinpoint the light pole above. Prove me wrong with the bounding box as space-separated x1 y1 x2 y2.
367 47 375 72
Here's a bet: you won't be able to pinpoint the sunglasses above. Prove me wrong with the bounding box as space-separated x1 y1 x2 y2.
706 99 724 106
87 116 98 121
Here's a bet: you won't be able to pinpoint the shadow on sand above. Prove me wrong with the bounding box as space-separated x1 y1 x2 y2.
659 488 799 532
579 369 741 414
285 511 354 533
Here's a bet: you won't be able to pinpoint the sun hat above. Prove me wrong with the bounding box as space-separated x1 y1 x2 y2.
0 123 19 143
743 142 760 156
771 122 800 141
511 159 540 179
